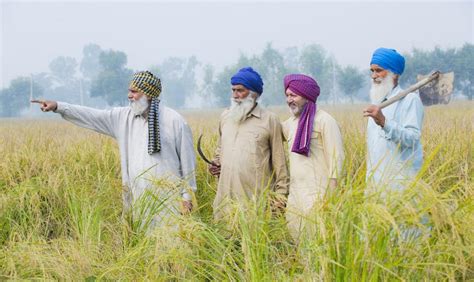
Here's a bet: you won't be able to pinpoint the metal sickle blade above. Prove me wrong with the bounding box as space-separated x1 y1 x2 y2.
197 134 214 165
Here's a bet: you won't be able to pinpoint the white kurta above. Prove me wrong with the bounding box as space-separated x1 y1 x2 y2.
283 109 344 240
55 102 197 219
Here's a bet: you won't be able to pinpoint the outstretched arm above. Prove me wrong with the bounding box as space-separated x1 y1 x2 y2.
32 99 120 138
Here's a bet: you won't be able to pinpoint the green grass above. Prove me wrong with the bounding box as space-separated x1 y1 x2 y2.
0 102 472 280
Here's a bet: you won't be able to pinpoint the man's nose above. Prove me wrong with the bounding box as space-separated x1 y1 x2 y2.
371 72 378 80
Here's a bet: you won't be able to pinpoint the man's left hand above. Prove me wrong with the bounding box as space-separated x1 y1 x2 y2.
363 105 385 127
182 200 193 215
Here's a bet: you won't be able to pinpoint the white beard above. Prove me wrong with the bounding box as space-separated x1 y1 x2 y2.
369 72 396 104
229 95 256 123
130 95 149 116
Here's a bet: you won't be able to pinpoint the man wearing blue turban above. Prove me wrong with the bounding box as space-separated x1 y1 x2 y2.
363 48 424 189
209 67 289 220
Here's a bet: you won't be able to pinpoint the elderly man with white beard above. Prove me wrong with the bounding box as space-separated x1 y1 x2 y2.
363 48 424 189
208 67 289 221
32 71 196 228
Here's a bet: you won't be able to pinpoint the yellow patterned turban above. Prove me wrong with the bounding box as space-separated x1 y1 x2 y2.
129 71 162 98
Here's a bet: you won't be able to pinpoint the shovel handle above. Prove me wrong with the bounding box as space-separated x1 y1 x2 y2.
379 71 440 109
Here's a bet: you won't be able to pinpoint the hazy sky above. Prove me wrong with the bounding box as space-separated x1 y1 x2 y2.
1 0 472 88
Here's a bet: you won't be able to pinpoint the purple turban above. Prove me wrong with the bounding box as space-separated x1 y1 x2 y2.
284 74 320 157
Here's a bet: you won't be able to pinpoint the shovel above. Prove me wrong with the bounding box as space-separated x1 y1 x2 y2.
379 71 454 109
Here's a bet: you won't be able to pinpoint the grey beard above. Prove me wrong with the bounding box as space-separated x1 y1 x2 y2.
289 102 306 117
130 96 149 116
369 73 395 104
229 95 256 123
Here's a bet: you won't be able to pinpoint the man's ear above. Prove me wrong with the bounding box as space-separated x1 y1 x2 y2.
147 95 152 101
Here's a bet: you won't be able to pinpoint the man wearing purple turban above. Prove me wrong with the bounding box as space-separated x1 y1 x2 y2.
282 74 344 241
209 67 289 221
363 48 424 189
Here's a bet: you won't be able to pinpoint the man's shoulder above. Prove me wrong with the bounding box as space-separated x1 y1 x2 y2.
220 108 231 118
400 90 424 110
258 106 280 121
316 109 337 123
161 106 188 123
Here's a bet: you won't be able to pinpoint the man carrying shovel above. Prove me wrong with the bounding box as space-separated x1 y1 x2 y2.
363 48 424 189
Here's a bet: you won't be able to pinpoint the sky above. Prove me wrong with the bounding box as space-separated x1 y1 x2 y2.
1 0 472 88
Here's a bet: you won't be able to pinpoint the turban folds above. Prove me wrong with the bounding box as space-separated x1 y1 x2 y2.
129 71 162 155
284 74 320 157
231 67 264 94
370 48 405 75
129 71 162 97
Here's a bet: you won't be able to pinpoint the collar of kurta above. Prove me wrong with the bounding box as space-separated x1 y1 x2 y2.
246 103 262 119
387 85 401 100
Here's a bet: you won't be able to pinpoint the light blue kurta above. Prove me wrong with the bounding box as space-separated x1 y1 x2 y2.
55 102 197 214
366 85 424 188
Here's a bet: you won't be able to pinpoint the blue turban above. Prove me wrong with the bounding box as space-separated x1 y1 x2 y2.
230 67 264 94
370 48 405 75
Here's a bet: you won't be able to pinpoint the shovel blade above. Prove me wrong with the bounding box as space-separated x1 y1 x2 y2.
417 72 454 106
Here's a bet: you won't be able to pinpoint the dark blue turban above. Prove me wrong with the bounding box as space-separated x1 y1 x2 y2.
230 67 264 94
370 48 405 75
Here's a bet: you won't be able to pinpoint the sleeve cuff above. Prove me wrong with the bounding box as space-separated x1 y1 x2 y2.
382 119 394 137
54 102 67 114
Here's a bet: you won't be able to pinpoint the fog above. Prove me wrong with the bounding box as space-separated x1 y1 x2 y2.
0 0 472 113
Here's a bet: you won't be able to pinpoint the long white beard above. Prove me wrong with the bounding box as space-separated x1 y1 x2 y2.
229 95 256 123
369 72 396 104
130 95 149 116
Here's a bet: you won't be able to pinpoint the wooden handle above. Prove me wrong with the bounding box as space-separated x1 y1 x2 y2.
379 71 440 109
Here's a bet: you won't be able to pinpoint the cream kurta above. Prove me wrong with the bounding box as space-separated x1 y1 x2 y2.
283 109 344 239
213 104 289 219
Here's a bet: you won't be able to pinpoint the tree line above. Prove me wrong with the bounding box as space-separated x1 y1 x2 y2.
1 42 472 117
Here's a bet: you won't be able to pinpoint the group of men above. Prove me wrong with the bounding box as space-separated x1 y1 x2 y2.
32 47 424 238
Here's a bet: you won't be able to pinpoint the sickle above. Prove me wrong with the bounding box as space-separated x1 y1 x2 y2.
196 134 215 165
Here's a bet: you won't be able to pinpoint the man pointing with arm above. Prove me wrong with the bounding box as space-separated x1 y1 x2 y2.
32 70 196 228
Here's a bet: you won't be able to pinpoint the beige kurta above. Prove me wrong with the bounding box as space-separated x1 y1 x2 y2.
213 104 289 220
282 109 344 240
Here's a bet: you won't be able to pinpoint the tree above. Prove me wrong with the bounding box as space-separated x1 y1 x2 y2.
254 43 288 105
338 65 366 104
80 43 103 80
0 77 43 117
453 43 474 100
150 56 199 109
282 46 300 73
49 56 78 83
90 49 133 105
299 44 334 102
402 46 456 87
